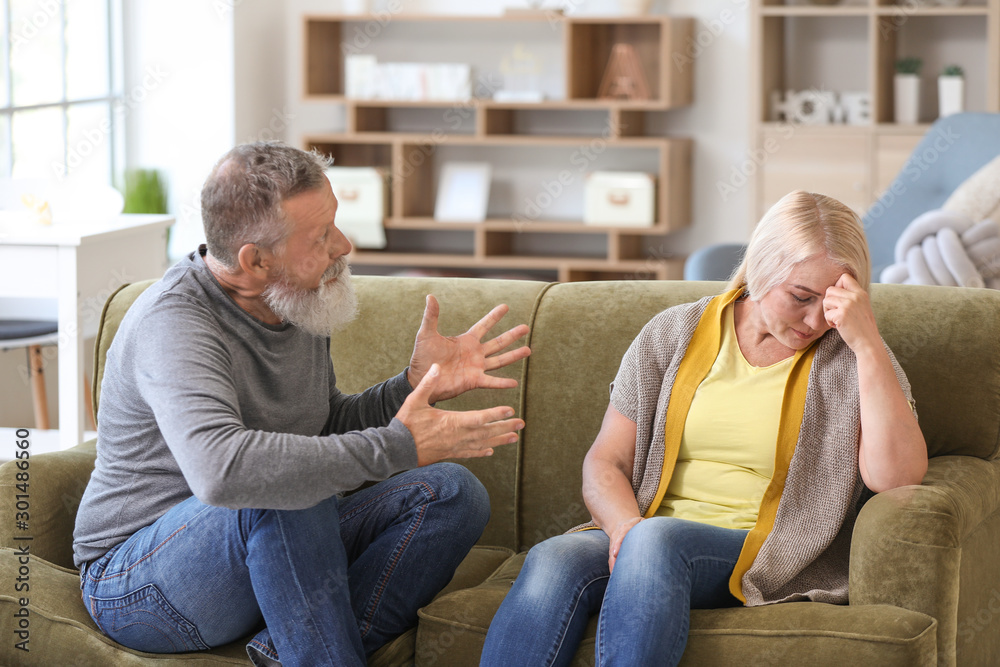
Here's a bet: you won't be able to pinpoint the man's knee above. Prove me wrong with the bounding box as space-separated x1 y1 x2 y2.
426 462 490 527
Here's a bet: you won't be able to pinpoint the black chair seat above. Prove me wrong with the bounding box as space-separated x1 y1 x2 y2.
0 320 59 341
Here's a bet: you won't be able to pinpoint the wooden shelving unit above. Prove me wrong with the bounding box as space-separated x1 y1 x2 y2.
750 0 1000 220
301 13 694 282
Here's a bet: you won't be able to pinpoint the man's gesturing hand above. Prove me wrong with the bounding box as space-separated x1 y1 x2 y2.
407 295 531 404
397 364 525 466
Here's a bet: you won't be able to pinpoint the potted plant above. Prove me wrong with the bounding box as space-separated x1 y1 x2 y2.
938 65 965 118
120 168 171 254
894 57 922 124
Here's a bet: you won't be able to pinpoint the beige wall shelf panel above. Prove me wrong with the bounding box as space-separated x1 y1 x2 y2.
757 131 871 218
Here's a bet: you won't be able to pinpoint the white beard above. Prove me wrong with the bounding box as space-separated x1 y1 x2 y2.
262 256 358 337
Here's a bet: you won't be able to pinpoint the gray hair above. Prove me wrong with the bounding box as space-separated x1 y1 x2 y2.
201 142 332 269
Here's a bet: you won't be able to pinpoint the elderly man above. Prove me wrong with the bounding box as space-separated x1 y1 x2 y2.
72 142 529 666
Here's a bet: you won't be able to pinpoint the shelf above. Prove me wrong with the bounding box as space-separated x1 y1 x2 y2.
761 7 872 17
750 0 999 220
761 6 989 17
303 14 694 109
309 131 682 148
303 13 695 282
874 7 990 17
385 217 673 234
348 250 684 282
340 98 680 111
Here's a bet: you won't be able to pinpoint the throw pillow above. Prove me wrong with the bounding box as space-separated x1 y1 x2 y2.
943 153 1000 224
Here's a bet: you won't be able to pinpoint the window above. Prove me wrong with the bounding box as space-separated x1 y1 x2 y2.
1 0 123 185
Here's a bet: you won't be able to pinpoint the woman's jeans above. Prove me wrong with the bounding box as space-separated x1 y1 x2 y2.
79 462 489 667
480 517 748 667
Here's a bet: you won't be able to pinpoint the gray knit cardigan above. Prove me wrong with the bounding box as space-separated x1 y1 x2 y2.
600 293 914 606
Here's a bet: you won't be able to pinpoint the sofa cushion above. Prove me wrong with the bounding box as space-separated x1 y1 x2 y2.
0 548 251 665
416 552 938 667
0 543 512 667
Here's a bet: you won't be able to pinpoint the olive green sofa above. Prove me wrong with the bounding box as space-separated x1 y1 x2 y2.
2 276 999 666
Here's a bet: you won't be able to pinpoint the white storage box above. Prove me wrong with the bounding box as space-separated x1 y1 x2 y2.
584 171 656 226
324 167 387 249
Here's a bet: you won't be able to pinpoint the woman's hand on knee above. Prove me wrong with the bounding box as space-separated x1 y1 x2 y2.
608 516 643 573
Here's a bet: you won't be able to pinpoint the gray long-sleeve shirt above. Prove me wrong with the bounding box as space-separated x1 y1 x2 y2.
73 247 418 567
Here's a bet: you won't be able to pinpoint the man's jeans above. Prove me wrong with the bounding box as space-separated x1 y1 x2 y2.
480 517 748 667
79 462 489 667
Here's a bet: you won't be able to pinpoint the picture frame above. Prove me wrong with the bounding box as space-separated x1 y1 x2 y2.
434 162 493 222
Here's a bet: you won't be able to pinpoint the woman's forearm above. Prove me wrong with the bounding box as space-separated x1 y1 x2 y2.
581 404 643 534
582 454 642 533
856 343 927 492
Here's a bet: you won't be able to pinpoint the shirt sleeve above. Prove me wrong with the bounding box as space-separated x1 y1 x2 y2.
323 360 413 435
132 296 419 510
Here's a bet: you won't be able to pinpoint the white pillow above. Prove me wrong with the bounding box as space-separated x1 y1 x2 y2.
944 154 1000 226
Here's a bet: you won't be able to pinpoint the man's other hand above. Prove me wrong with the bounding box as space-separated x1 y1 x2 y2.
407 295 531 404
397 364 525 466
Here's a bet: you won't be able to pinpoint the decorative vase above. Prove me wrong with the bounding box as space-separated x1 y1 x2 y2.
894 74 921 124
617 0 652 15
341 0 370 14
938 75 965 117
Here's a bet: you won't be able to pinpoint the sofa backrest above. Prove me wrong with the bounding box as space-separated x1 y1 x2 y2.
513 280 1000 551
77 275 1000 559
327 276 546 550
515 279 721 551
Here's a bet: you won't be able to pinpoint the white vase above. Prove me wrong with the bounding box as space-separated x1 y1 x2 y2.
938 76 965 118
341 0 369 14
617 0 652 15
894 74 921 124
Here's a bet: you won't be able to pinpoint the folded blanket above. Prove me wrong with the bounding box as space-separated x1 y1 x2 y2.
879 209 1000 289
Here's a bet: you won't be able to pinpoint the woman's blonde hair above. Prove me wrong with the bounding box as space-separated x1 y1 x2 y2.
727 190 871 299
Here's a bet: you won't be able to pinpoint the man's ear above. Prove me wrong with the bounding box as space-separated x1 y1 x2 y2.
236 244 273 283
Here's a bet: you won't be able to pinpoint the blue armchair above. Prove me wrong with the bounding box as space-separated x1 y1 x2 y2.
863 112 1000 278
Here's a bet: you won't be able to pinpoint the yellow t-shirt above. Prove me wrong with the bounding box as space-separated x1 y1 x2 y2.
655 302 795 530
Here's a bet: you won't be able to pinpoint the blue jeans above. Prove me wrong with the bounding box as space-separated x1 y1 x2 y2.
80 462 489 667
480 517 748 667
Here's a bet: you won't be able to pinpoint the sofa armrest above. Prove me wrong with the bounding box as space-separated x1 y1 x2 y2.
0 439 98 569
850 455 1000 667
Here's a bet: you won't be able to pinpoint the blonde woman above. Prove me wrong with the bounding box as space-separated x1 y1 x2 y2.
480 191 927 667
